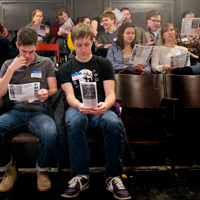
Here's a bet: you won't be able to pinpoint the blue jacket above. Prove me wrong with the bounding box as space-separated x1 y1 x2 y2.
106 43 151 73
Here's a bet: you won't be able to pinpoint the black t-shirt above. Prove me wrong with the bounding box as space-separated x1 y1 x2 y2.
58 55 115 103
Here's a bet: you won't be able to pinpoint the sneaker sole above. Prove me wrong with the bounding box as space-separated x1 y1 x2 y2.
61 184 89 198
106 187 131 200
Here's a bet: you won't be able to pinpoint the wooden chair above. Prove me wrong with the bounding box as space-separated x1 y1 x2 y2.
36 43 59 62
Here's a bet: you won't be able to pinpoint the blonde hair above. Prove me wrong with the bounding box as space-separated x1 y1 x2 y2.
31 9 43 24
103 6 115 14
100 12 116 23
161 23 175 44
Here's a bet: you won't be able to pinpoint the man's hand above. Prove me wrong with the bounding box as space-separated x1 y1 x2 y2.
9 56 26 72
104 44 112 49
79 103 94 115
90 102 108 116
35 89 48 102
196 28 200 36
58 28 69 37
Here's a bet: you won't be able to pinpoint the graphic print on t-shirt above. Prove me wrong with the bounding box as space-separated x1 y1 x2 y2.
72 69 99 88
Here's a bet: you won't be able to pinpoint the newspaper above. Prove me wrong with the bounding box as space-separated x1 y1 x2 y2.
181 18 200 35
129 44 155 65
80 82 98 107
113 8 126 25
8 82 40 103
60 18 74 32
154 29 161 46
33 24 46 36
170 52 190 68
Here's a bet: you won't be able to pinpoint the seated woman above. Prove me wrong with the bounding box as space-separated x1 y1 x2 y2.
175 8 200 65
106 22 151 74
67 16 96 57
26 9 51 44
151 23 200 75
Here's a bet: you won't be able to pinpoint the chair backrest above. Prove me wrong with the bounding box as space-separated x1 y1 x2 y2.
166 74 200 108
115 74 164 108
36 43 59 62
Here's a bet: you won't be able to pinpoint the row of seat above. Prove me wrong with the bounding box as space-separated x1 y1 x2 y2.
3 74 200 170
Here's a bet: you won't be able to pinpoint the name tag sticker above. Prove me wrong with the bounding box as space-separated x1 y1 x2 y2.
181 37 188 42
176 52 183 55
71 72 82 81
31 71 42 78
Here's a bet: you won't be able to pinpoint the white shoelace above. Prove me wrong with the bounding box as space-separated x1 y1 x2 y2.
109 177 125 190
68 175 87 189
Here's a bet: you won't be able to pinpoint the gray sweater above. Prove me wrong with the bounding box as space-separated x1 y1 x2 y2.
97 29 118 48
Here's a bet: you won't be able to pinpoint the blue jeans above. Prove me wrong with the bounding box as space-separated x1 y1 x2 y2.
0 108 57 172
191 63 200 75
65 107 124 178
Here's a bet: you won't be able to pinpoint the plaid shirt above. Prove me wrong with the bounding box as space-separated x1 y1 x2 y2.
175 30 200 55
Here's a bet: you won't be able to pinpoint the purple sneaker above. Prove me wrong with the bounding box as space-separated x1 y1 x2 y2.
106 176 131 200
61 175 90 198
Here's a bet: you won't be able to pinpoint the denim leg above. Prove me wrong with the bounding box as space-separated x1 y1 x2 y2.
65 107 90 177
0 109 27 170
27 111 57 171
191 64 200 75
89 110 124 178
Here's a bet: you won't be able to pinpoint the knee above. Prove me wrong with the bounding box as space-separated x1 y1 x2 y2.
65 110 87 128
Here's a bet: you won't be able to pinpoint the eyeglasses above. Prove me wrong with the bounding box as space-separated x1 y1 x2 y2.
150 19 161 23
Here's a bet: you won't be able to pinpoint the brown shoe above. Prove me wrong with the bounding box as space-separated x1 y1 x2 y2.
0 163 18 192
37 171 51 191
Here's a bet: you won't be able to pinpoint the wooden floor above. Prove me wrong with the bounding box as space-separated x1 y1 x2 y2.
1 166 200 200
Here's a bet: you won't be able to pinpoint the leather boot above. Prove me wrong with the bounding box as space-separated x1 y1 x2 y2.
0 163 18 192
37 171 51 191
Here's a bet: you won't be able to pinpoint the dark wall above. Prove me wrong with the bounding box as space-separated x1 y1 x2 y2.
0 0 200 31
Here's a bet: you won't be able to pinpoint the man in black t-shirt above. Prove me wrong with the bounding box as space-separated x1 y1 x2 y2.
58 24 131 200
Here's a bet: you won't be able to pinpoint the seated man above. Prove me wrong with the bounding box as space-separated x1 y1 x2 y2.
0 27 58 192
120 7 132 23
58 23 131 200
96 12 118 50
136 10 162 46
51 8 76 53
0 36 16 69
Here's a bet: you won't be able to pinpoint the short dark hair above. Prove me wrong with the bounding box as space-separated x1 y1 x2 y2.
116 22 136 49
71 23 93 43
76 16 88 24
54 8 67 18
146 10 162 22
120 7 130 12
17 27 38 47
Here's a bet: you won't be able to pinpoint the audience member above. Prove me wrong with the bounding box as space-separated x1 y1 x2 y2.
51 8 76 53
96 12 118 49
175 8 200 65
26 9 51 44
120 7 132 23
67 16 96 56
136 10 162 46
0 27 58 192
107 22 151 74
91 6 115 37
0 36 17 69
151 23 200 74
58 23 131 200
0 23 8 37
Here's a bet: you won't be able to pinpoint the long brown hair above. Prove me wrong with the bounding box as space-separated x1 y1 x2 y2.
115 22 136 49
161 23 175 44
